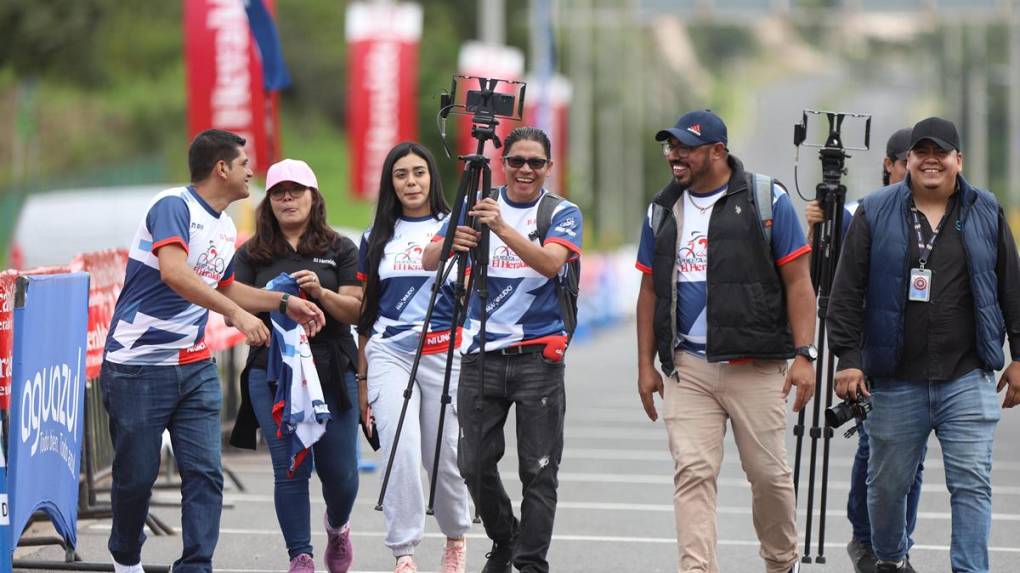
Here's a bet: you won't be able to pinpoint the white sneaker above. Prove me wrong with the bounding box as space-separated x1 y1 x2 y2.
113 561 144 573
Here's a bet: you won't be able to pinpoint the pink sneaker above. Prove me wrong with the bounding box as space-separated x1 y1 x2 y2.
394 555 418 573
441 537 467 573
323 513 353 573
289 553 315 573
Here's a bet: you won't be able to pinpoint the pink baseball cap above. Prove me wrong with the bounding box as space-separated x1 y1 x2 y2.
265 158 318 192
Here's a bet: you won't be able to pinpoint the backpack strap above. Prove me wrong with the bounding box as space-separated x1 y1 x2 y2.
749 172 774 245
529 193 564 243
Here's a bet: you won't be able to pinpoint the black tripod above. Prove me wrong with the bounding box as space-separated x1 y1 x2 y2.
792 133 851 565
374 110 502 522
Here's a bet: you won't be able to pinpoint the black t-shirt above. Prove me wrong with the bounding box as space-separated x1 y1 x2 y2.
233 235 361 374
897 194 982 381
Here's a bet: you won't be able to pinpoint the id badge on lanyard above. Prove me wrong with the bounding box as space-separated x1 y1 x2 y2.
908 201 945 304
908 267 932 302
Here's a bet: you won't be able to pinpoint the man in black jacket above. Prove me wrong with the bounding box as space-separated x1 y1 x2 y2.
827 117 1020 573
634 110 816 573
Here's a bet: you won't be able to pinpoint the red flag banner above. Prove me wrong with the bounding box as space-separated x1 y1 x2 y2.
346 2 422 200
523 75 571 195
457 42 525 189
185 0 280 176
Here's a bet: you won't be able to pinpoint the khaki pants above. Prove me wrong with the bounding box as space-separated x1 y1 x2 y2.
664 350 799 573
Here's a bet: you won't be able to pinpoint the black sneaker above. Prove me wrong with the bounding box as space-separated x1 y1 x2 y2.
875 560 906 573
903 555 917 573
848 539 877 573
481 538 514 573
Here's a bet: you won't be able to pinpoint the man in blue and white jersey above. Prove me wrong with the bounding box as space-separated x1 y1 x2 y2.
423 127 582 573
100 130 325 573
634 110 816 573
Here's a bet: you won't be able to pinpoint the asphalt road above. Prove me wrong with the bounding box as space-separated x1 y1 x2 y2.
15 319 1020 572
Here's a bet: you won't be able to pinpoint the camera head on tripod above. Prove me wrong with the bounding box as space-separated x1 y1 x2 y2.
437 75 527 157
793 109 872 190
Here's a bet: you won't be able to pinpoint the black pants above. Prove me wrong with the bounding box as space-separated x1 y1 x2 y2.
457 351 566 573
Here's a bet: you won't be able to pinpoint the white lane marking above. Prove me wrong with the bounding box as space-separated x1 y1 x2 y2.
225 447 1020 473
80 524 1020 553
207 493 1020 522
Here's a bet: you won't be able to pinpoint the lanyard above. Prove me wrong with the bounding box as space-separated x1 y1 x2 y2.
908 200 950 270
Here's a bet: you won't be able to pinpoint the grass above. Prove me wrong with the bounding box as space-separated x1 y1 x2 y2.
278 113 376 234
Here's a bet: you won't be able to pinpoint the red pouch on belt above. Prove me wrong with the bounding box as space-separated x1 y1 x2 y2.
541 336 568 363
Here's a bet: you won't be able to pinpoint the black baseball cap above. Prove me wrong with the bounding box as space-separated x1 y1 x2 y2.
655 109 728 147
885 128 912 161
909 117 961 153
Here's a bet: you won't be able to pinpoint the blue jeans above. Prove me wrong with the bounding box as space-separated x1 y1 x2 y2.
248 368 360 559
101 360 224 573
847 419 926 547
868 369 1000 572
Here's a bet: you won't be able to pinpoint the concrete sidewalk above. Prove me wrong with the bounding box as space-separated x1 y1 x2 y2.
14 321 1020 572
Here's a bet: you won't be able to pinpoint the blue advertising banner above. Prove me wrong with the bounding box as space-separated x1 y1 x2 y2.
9 273 89 549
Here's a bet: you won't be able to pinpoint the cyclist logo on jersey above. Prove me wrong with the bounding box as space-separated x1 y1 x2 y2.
677 231 708 272
194 241 226 280
393 242 425 272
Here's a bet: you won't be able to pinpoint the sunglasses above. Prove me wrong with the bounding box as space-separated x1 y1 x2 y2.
269 186 309 200
503 156 549 170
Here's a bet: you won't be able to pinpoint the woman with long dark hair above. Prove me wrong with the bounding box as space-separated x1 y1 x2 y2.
357 142 471 573
229 159 362 573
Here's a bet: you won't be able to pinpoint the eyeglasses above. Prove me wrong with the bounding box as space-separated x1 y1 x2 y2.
503 156 549 170
269 186 308 200
661 141 709 157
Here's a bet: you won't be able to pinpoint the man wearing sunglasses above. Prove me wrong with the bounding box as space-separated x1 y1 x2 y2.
634 110 816 572
424 126 582 573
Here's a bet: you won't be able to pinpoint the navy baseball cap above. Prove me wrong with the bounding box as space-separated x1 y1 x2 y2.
655 109 728 147
909 117 961 152
885 128 912 161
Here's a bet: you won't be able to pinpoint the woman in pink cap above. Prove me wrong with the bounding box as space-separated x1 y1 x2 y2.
356 142 471 573
229 158 363 573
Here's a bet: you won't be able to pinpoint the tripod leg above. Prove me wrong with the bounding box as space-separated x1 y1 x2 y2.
375 255 462 511
425 266 470 515
815 342 836 563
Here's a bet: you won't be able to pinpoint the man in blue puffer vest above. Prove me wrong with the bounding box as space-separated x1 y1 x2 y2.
827 116 1020 573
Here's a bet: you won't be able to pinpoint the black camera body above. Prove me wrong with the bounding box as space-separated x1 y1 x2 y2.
825 397 872 438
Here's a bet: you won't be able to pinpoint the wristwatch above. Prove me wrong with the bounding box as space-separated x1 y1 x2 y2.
794 345 818 362
279 292 290 314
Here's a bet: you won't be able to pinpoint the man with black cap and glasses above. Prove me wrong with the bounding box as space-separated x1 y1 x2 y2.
805 127 924 573
634 110 817 573
827 116 1020 573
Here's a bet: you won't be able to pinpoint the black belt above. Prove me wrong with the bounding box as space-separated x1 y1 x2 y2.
487 344 544 356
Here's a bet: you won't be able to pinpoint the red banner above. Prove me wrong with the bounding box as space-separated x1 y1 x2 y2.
0 271 16 409
0 265 71 409
523 75 571 195
185 0 281 176
1 248 246 392
457 42 525 190
345 2 422 200
70 250 129 380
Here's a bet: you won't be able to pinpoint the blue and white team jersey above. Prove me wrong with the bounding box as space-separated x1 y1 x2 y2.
104 186 237 366
436 187 583 354
635 183 808 357
358 214 460 355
